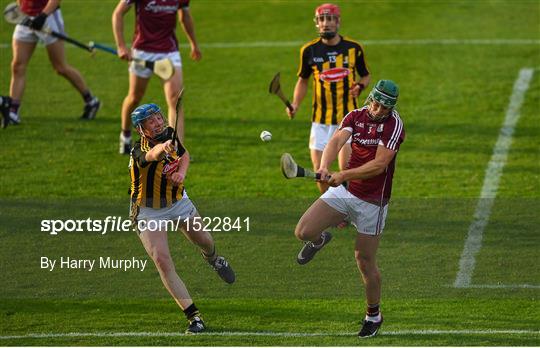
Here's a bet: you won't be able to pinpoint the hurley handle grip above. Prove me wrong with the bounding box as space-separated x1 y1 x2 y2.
285 100 294 112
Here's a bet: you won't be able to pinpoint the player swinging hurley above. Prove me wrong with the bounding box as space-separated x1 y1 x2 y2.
128 100 235 334
294 80 405 338
286 3 370 194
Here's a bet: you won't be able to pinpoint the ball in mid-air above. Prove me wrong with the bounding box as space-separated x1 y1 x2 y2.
260 130 272 142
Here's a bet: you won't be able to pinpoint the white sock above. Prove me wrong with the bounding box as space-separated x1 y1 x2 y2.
9 112 20 123
365 313 381 322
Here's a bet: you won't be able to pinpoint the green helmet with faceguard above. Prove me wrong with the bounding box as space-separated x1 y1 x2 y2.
368 80 399 109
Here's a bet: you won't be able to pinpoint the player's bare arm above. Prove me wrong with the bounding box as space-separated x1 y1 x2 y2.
144 140 174 162
319 129 352 178
112 1 132 61
178 8 201 61
328 145 396 186
288 77 309 118
42 0 60 15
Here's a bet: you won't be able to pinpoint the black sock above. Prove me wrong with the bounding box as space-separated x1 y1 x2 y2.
202 246 216 262
183 303 200 321
82 91 94 104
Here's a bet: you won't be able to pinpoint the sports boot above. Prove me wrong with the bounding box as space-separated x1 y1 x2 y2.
185 316 206 334
297 231 332 265
358 315 383 338
207 255 235 284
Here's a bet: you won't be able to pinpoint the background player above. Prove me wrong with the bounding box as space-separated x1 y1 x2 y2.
286 3 371 193
129 103 235 334
294 80 404 338
113 0 202 154
1 0 100 128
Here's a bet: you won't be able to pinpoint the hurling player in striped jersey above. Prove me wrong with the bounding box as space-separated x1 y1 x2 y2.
129 104 235 334
286 3 371 194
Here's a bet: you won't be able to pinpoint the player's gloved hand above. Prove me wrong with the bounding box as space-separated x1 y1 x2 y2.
29 13 48 30
20 16 33 27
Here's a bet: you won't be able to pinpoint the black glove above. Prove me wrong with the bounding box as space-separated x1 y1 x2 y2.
29 12 48 30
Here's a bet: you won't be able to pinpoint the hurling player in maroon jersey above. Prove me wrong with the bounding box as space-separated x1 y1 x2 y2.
286 3 371 193
113 0 201 154
1 0 100 128
294 80 405 338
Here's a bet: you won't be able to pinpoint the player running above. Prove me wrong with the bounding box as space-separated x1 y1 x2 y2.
294 80 405 338
129 103 235 333
287 3 371 193
113 0 201 154
1 0 100 128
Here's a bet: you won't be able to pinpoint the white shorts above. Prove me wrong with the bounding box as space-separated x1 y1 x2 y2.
13 9 64 46
321 185 388 235
134 190 198 233
309 122 351 151
129 49 182 79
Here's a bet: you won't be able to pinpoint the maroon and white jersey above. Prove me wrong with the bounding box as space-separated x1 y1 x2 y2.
21 0 50 16
126 0 189 53
339 106 405 205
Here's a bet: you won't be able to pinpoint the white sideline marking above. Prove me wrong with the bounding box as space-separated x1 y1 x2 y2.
446 283 540 289
0 39 539 49
454 68 534 288
466 284 540 289
0 329 538 340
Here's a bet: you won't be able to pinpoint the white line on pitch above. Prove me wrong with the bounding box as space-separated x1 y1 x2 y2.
466 284 540 289
454 68 534 288
0 39 539 49
1 329 538 340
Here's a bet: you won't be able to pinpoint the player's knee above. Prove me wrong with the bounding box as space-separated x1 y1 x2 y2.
11 60 26 76
52 64 69 77
355 252 377 274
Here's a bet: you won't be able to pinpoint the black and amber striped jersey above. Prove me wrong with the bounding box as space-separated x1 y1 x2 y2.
298 36 369 125
129 127 186 209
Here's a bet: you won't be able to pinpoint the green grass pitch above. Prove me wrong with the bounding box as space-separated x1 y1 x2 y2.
0 0 539 345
